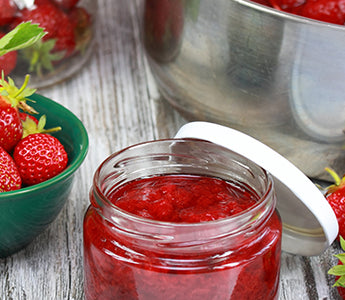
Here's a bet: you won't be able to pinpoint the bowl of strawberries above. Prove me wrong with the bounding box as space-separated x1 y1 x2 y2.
0 0 97 88
0 74 88 257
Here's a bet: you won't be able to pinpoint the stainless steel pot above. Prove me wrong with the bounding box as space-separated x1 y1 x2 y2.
143 0 345 181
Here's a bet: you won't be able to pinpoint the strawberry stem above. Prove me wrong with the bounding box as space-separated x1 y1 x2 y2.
42 126 62 134
14 75 30 98
325 167 342 186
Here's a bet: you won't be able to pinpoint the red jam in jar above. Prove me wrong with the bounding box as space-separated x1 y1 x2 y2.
83 139 282 300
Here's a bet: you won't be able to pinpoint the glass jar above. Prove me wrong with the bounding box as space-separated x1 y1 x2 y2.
1 0 97 88
83 139 282 300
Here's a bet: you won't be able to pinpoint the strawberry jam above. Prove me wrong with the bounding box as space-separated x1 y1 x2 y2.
83 139 282 300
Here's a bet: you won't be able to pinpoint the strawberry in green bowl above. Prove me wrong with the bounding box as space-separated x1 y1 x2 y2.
0 92 88 257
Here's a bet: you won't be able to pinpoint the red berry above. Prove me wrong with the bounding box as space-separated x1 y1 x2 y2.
325 168 345 239
19 112 39 125
53 13 76 57
0 32 17 76
13 2 77 60
13 133 68 186
0 75 36 152
0 97 22 152
269 0 306 12
13 3 61 40
300 0 345 25
327 190 345 238
0 145 21 192
0 0 18 26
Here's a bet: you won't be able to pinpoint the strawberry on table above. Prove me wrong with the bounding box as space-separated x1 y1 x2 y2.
0 145 21 192
325 168 345 239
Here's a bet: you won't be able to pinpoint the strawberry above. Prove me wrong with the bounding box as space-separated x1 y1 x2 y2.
0 74 36 152
13 2 77 73
325 168 345 239
300 0 345 25
53 12 76 58
0 145 21 192
19 112 39 125
0 32 17 76
13 133 68 186
269 0 305 12
328 236 345 299
12 2 61 40
13 1 76 53
13 114 67 186
0 0 18 26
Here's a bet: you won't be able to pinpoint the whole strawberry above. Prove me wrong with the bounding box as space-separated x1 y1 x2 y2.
0 75 36 152
13 133 68 186
12 2 61 40
325 168 345 239
13 2 77 73
0 145 21 192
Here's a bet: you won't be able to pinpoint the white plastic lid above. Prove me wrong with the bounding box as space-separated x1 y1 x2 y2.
175 121 338 256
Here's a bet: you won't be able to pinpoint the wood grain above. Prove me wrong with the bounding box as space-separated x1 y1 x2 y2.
0 0 342 299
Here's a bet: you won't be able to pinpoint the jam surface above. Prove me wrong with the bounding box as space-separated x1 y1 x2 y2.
113 175 258 222
84 174 282 300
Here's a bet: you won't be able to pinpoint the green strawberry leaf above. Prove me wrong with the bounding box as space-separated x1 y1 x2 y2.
335 274 345 287
334 253 345 265
328 264 345 276
22 39 64 77
340 236 345 251
0 22 46 56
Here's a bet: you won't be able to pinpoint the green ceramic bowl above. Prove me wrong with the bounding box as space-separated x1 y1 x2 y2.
0 93 89 257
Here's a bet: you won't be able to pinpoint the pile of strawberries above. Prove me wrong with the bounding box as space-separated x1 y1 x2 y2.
0 74 68 192
0 0 91 77
252 0 345 25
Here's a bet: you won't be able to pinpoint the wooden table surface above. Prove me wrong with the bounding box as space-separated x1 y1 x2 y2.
0 0 342 299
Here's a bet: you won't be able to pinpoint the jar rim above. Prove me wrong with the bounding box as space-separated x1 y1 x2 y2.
92 138 276 230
